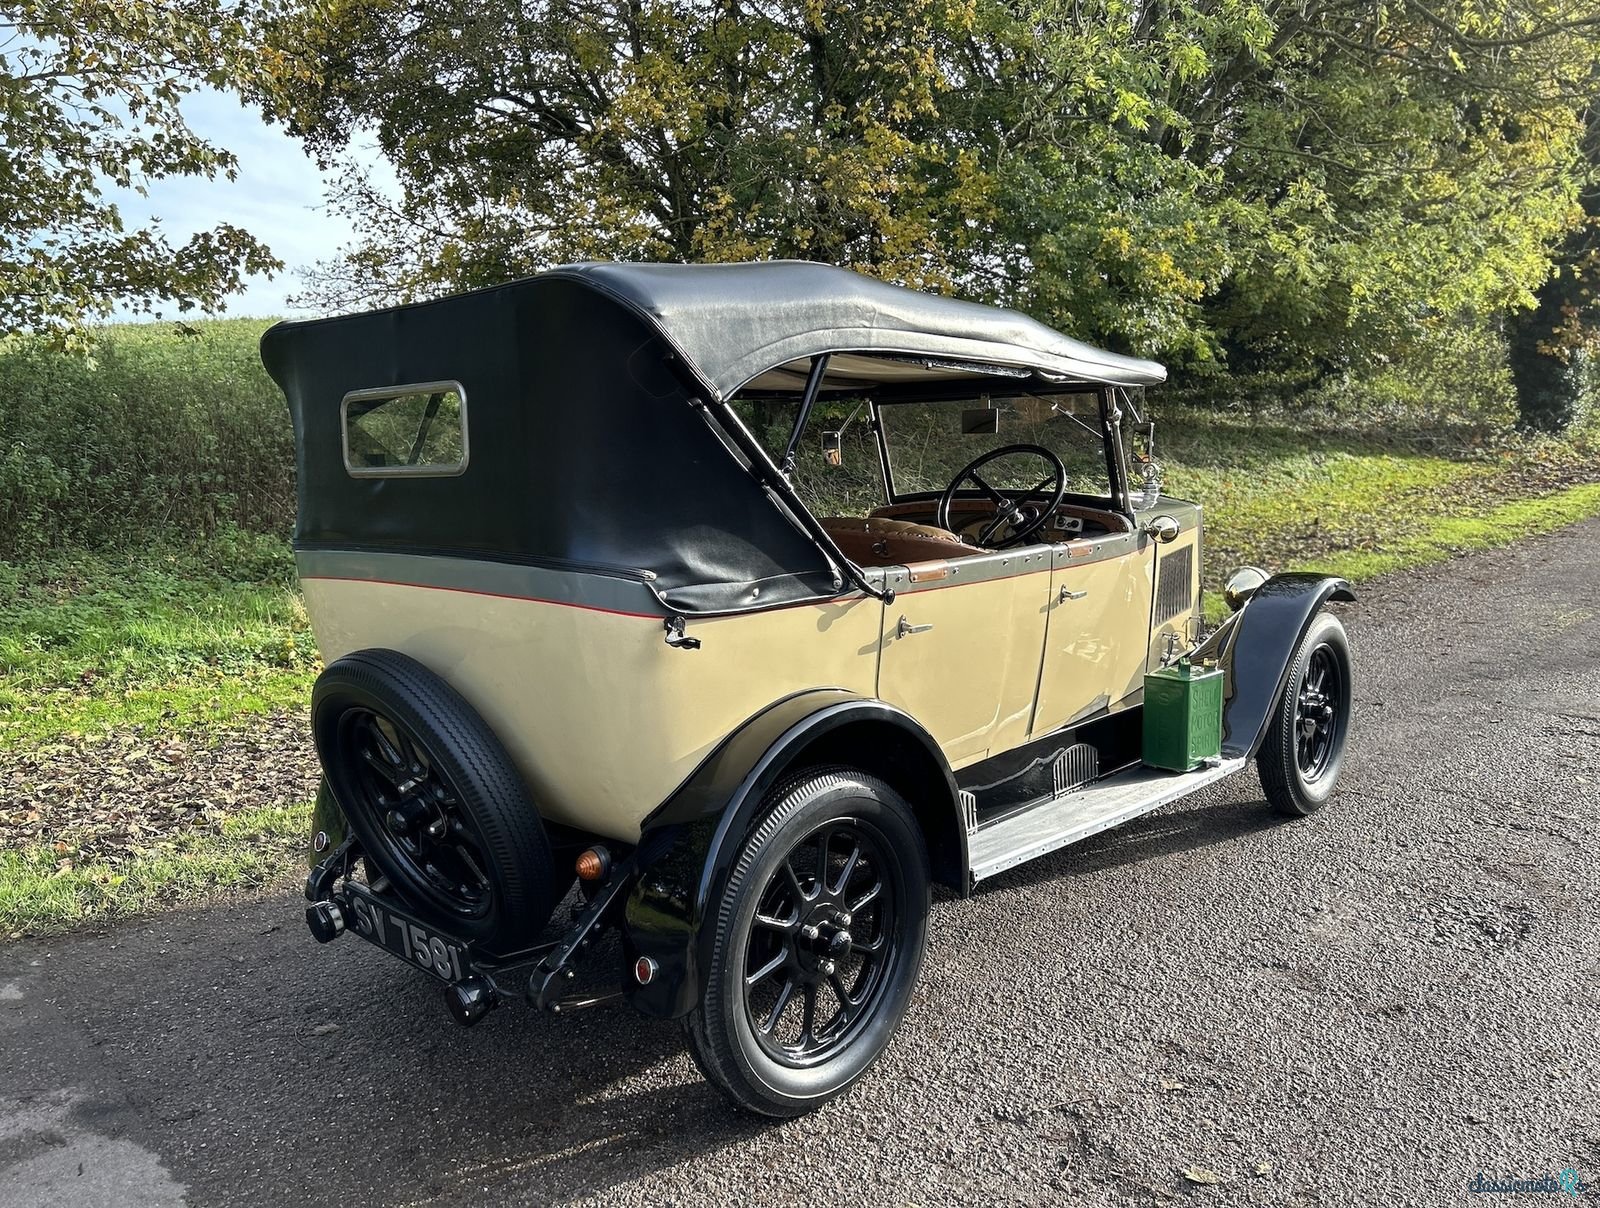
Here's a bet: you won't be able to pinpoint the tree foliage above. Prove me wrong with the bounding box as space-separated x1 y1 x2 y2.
259 0 1600 387
260 0 996 304
0 1 282 340
1507 96 1600 430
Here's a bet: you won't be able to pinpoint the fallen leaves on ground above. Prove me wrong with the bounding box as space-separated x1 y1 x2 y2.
0 713 318 863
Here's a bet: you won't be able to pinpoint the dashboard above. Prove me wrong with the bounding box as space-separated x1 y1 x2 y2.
870 498 1131 544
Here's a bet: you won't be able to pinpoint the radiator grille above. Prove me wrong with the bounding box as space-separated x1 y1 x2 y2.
1154 545 1194 626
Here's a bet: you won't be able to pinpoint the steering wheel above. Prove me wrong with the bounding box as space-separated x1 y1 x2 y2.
936 444 1067 549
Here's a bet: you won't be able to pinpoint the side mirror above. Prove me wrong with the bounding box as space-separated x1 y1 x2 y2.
821 431 843 467
961 408 1000 435
1144 515 1180 544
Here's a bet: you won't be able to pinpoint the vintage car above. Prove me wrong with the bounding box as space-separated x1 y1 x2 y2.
261 261 1354 1117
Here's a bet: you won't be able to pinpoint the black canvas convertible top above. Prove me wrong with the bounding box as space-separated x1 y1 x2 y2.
551 261 1166 399
262 262 1162 613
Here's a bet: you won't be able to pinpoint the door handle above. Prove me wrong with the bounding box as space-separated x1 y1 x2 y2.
1059 586 1088 602
896 615 934 638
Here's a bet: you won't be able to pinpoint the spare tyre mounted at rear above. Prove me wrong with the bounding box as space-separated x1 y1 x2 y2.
312 649 560 956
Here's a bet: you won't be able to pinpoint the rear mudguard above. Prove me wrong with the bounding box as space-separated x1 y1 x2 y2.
621 689 961 1019
306 777 348 868
1193 573 1355 759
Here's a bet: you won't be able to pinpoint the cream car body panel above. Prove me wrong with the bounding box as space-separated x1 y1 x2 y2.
877 551 1053 767
302 571 886 841
1033 534 1156 735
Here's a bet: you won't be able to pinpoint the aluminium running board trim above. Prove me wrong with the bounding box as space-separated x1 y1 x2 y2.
967 756 1249 884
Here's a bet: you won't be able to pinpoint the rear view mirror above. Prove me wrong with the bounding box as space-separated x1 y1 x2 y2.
821 431 843 466
961 408 1000 435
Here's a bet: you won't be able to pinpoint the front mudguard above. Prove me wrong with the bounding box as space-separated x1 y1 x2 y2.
1194 572 1355 759
620 689 960 1020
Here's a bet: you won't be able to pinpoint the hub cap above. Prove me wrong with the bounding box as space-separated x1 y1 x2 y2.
340 708 494 918
742 821 897 1068
1295 646 1343 782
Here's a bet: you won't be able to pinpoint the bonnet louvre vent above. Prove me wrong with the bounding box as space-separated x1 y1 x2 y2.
1155 545 1194 626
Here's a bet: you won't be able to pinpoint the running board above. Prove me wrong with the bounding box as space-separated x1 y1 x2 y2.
967 756 1249 884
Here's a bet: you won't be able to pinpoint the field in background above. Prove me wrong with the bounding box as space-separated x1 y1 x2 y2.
0 319 290 559
3 319 1600 935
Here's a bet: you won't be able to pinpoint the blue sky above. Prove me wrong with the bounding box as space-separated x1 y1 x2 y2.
107 88 380 321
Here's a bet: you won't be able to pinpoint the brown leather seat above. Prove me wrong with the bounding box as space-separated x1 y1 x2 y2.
818 516 982 567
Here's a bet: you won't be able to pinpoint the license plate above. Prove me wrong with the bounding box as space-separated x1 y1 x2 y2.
342 884 469 983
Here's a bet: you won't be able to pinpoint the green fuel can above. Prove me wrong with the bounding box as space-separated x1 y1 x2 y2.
1142 658 1224 772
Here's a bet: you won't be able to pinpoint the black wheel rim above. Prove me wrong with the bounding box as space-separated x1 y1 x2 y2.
338 708 495 919
742 820 901 1068
1295 645 1344 782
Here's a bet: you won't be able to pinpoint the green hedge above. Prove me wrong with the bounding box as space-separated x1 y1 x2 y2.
0 319 293 558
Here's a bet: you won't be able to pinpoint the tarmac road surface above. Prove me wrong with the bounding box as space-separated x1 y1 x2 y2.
3 521 1598 1206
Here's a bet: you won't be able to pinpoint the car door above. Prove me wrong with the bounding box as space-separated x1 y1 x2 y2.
1031 529 1156 736
875 548 1053 768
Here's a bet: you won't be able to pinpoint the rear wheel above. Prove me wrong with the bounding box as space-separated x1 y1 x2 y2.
312 649 560 955
684 768 929 1117
1257 612 1353 817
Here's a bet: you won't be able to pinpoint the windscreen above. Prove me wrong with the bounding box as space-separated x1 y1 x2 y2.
876 392 1112 499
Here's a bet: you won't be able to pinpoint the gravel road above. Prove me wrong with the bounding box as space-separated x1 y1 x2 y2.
3 522 1598 1207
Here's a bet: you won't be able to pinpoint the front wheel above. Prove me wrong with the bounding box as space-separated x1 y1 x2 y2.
683 768 930 1117
1257 611 1353 817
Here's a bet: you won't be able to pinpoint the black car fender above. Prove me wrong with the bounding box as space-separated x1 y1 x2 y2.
620 689 962 1019
1197 572 1356 759
305 777 349 869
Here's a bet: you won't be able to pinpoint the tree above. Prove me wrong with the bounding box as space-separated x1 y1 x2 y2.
258 0 994 309
259 0 1599 384
1507 97 1600 431
979 0 1597 376
1 1 282 341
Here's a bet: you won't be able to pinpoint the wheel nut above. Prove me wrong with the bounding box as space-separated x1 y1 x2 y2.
837 912 852 927
822 960 836 975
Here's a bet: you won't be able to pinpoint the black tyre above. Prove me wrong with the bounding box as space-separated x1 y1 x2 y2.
312 648 559 955
1257 611 1353 817
684 767 930 1117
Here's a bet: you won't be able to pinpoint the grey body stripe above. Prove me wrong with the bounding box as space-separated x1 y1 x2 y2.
295 548 670 617
296 507 1180 611
883 531 1143 595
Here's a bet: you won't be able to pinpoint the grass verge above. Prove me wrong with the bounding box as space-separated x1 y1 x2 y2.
1 800 310 939
1150 407 1600 618
0 532 316 751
